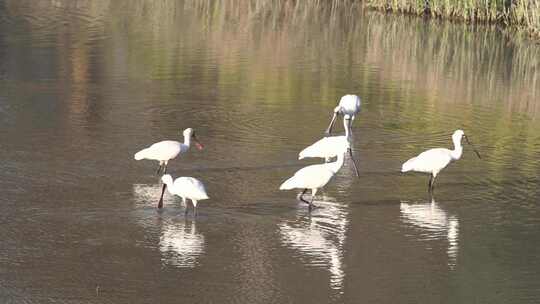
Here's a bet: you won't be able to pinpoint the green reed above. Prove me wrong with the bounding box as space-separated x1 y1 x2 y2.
366 0 540 38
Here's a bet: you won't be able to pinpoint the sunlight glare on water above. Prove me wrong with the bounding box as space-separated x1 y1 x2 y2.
1 0 540 303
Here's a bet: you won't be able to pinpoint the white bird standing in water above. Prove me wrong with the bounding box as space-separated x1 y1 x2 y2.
298 134 360 177
134 128 203 174
401 130 481 192
158 174 209 215
280 149 352 210
325 94 361 135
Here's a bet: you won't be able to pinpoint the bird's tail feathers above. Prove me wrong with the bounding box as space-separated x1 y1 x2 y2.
134 148 149 160
401 157 416 172
279 177 296 190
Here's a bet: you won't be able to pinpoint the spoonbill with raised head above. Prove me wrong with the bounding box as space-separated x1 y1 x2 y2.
325 94 361 135
134 128 203 174
280 149 354 210
401 129 481 192
158 174 209 215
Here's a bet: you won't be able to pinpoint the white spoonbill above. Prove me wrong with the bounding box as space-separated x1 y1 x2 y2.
325 94 361 135
298 135 360 177
158 174 209 215
401 130 481 192
134 128 203 174
280 149 349 210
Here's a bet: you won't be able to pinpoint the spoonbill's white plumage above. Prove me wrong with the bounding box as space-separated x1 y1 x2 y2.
298 134 360 177
280 149 350 210
325 94 361 135
401 130 481 192
158 174 209 215
299 135 349 161
134 128 203 174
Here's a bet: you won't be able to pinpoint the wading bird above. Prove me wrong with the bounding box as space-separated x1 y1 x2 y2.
298 135 360 177
401 130 481 192
280 149 356 210
158 174 209 215
325 94 361 135
134 128 203 174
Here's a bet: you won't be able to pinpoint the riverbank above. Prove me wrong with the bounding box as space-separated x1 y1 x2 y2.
365 0 540 39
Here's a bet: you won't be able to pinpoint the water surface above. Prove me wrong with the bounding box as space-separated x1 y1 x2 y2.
1 1 540 303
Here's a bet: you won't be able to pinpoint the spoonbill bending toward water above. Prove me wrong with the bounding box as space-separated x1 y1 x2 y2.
325 94 361 135
158 174 209 215
401 130 481 192
280 149 353 210
298 135 360 177
134 128 203 174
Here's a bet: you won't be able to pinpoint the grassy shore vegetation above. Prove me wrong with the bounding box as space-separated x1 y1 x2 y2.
366 0 540 38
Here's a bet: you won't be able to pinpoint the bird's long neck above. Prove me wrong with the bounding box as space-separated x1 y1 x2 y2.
343 118 350 139
329 153 345 173
451 137 463 160
183 134 191 146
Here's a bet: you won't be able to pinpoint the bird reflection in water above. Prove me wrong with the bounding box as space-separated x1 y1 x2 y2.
159 219 205 268
400 196 459 269
132 184 205 268
279 196 348 292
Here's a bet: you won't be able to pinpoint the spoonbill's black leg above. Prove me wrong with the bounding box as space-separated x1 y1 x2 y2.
348 148 360 178
309 196 317 210
308 189 318 210
297 189 310 205
428 174 437 193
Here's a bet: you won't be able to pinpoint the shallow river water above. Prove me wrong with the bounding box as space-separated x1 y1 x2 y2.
1 1 540 303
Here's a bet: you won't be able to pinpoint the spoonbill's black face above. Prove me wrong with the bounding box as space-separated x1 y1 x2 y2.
192 133 204 150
